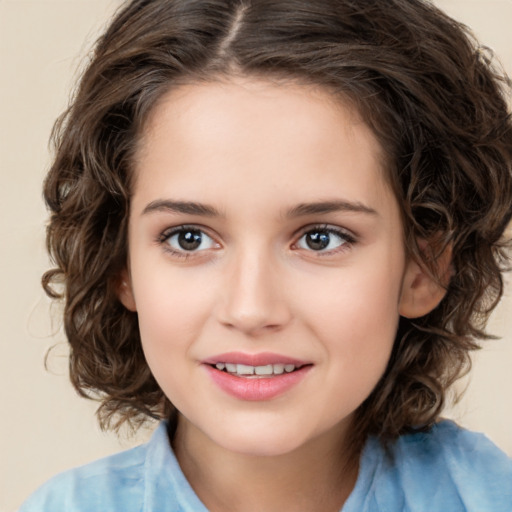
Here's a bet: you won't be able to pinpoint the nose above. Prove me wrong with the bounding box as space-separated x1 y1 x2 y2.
216 247 292 336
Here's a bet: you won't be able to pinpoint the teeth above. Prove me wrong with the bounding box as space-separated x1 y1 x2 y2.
254 364 273 376
273 364 285 375
215 362 298 376
237 364 254 375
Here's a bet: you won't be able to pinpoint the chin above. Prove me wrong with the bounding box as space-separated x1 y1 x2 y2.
221 434 305 457
206 419 317 458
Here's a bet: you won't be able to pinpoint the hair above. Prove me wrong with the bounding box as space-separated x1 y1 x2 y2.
43 0 512 439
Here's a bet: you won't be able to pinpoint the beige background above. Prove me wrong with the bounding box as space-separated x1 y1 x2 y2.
1 1 511 510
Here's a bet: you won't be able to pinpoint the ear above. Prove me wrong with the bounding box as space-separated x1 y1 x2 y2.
399 242 452 319
117 269 137 312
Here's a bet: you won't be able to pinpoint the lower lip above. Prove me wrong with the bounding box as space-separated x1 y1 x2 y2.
204 365 312 401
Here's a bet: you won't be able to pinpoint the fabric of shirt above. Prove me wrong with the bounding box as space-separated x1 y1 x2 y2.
19 420 512 512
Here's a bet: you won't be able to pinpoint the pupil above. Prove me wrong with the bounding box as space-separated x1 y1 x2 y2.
178 230 202 250
306 231 330 250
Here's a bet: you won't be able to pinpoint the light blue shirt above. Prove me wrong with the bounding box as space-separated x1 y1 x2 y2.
20 420 512 511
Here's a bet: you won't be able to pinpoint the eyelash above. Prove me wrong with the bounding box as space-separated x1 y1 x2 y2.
157 225 218 259
293 224 356 256
157 224 357 259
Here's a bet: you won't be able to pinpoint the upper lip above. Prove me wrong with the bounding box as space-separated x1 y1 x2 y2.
202 352 310 367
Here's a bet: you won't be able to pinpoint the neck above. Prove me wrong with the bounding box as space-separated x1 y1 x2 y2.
172 416 362 512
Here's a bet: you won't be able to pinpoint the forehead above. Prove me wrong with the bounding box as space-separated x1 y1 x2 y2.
132 78 395 218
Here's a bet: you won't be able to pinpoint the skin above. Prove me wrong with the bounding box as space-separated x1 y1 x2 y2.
119 77 445 511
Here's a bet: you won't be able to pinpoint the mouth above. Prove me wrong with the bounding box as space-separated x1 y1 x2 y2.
202 352 312 378
209 362 308 378
202 352 313 400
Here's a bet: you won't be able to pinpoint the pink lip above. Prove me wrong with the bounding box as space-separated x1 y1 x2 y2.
202 352 312 401
202 351 308 367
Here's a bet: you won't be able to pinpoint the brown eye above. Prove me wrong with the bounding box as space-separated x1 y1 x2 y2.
164 227 216 252
296 227 352 252
305 231 331 250
177 229 203 250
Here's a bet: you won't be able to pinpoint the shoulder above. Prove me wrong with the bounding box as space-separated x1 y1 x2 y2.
360 420 512 512
19 444 148 512
19 421 210 512
398 420 512 481
19 430 154 512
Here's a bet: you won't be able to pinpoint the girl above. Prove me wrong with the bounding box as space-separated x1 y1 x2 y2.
20 0 512 510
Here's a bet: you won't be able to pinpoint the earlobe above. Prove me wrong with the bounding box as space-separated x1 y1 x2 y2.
117 270 137 312
398 243 452 319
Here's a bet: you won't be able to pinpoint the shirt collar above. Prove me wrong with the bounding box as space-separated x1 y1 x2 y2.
143 422 209 512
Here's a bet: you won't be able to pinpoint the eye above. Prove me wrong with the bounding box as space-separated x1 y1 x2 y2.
295 227 354 253
161 226 217 253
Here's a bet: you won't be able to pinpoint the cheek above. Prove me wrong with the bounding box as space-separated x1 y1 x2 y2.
132 270 215 367
309 274 401 415
133 263 213 327
132 277 212 407
301 261 402 370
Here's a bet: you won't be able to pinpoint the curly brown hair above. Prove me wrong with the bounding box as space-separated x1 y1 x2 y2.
43 0 512 438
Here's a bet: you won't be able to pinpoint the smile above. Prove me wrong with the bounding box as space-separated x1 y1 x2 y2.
213 362 300 377
202 353 313 401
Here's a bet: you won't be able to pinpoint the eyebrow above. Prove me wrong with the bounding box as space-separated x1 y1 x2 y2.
286 200 378 218
141 198 378 219
142 200 222 217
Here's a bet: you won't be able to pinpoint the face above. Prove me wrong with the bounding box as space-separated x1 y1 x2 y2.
122 78 420 458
